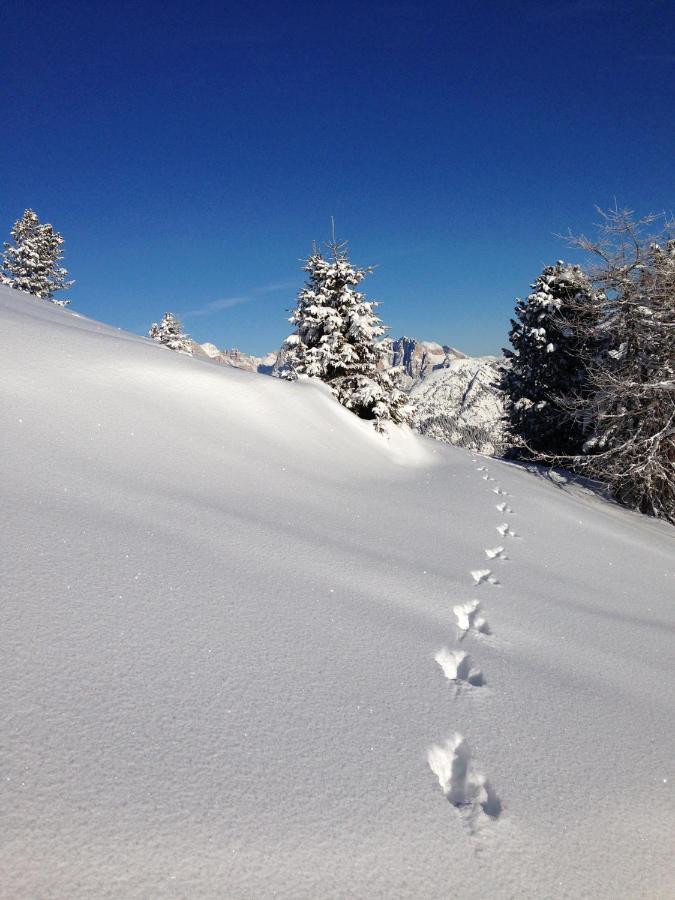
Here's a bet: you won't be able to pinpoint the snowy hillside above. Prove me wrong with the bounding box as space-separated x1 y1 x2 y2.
410 357 506 455
1 286 673 899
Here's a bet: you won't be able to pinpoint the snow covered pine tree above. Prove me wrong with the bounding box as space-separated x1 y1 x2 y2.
282 239 408 431
502 261 599 456
148 312 193 355
1 209 73 305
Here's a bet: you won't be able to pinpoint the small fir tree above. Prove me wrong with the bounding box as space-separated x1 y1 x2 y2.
148 312 193 355
502 261 599 455
282 239 408 431
1 209 73 304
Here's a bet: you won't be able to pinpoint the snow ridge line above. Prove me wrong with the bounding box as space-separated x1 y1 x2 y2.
429 457 513 831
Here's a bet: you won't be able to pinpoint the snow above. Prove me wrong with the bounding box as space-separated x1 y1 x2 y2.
1 286 673 899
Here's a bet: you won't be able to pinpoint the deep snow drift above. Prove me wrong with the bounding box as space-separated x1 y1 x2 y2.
1 286 673 899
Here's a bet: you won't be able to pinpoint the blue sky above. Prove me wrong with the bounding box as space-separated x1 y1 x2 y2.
1 0 673 356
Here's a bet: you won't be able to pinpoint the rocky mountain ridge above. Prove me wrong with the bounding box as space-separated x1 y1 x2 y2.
190 335 469 385
190 341 278 374
379 336 467 389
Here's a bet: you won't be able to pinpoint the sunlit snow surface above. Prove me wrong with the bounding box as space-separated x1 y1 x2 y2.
1 286 673 899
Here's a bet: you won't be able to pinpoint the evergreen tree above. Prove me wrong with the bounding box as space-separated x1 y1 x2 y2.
502 261 599 455
148 312 193 355
282 239 408 431
2 209 73 304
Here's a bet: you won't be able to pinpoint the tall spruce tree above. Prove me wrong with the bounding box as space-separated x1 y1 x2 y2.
148 312 193 355
1 209 73 305
282 239 408 431
502 261 599 456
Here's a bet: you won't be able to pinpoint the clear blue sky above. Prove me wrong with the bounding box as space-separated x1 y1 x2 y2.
1 0 673 356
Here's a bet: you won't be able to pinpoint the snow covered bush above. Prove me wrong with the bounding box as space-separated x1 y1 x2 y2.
1 209 73 305
282 239 408 431
502 261 599 456
148 312 193 355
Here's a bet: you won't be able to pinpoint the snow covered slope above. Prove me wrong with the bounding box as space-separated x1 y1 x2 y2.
1 286 673 899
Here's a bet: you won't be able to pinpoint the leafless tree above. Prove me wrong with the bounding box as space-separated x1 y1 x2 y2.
558 207 674 523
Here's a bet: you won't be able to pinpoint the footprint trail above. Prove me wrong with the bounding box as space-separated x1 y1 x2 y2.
427 456 518 833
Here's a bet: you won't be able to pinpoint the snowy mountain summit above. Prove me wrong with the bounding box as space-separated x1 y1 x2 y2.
380 335 467 388
1 285 673 899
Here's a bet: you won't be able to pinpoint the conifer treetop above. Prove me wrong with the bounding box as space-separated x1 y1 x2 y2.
283 238 408 431
502 260 599 456
148 311 193 355
1 208 74 304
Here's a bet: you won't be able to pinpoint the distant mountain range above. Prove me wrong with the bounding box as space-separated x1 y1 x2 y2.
190 341 278 374
189 335 469 385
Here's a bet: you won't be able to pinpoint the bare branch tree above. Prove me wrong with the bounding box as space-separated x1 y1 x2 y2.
550 208 674 523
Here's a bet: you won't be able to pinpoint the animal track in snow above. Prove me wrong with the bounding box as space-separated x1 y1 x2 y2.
428 733 501 823
470 568 499 586
492 487 507 496
496 523 518 538
454 600 490 635
484 546 507 560
476 466 487 472
435 648 485 686
495 502 514 514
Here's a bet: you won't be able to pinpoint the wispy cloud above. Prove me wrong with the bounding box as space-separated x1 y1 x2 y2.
254 280 298 294
181 279 298 320
182 296 251 319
